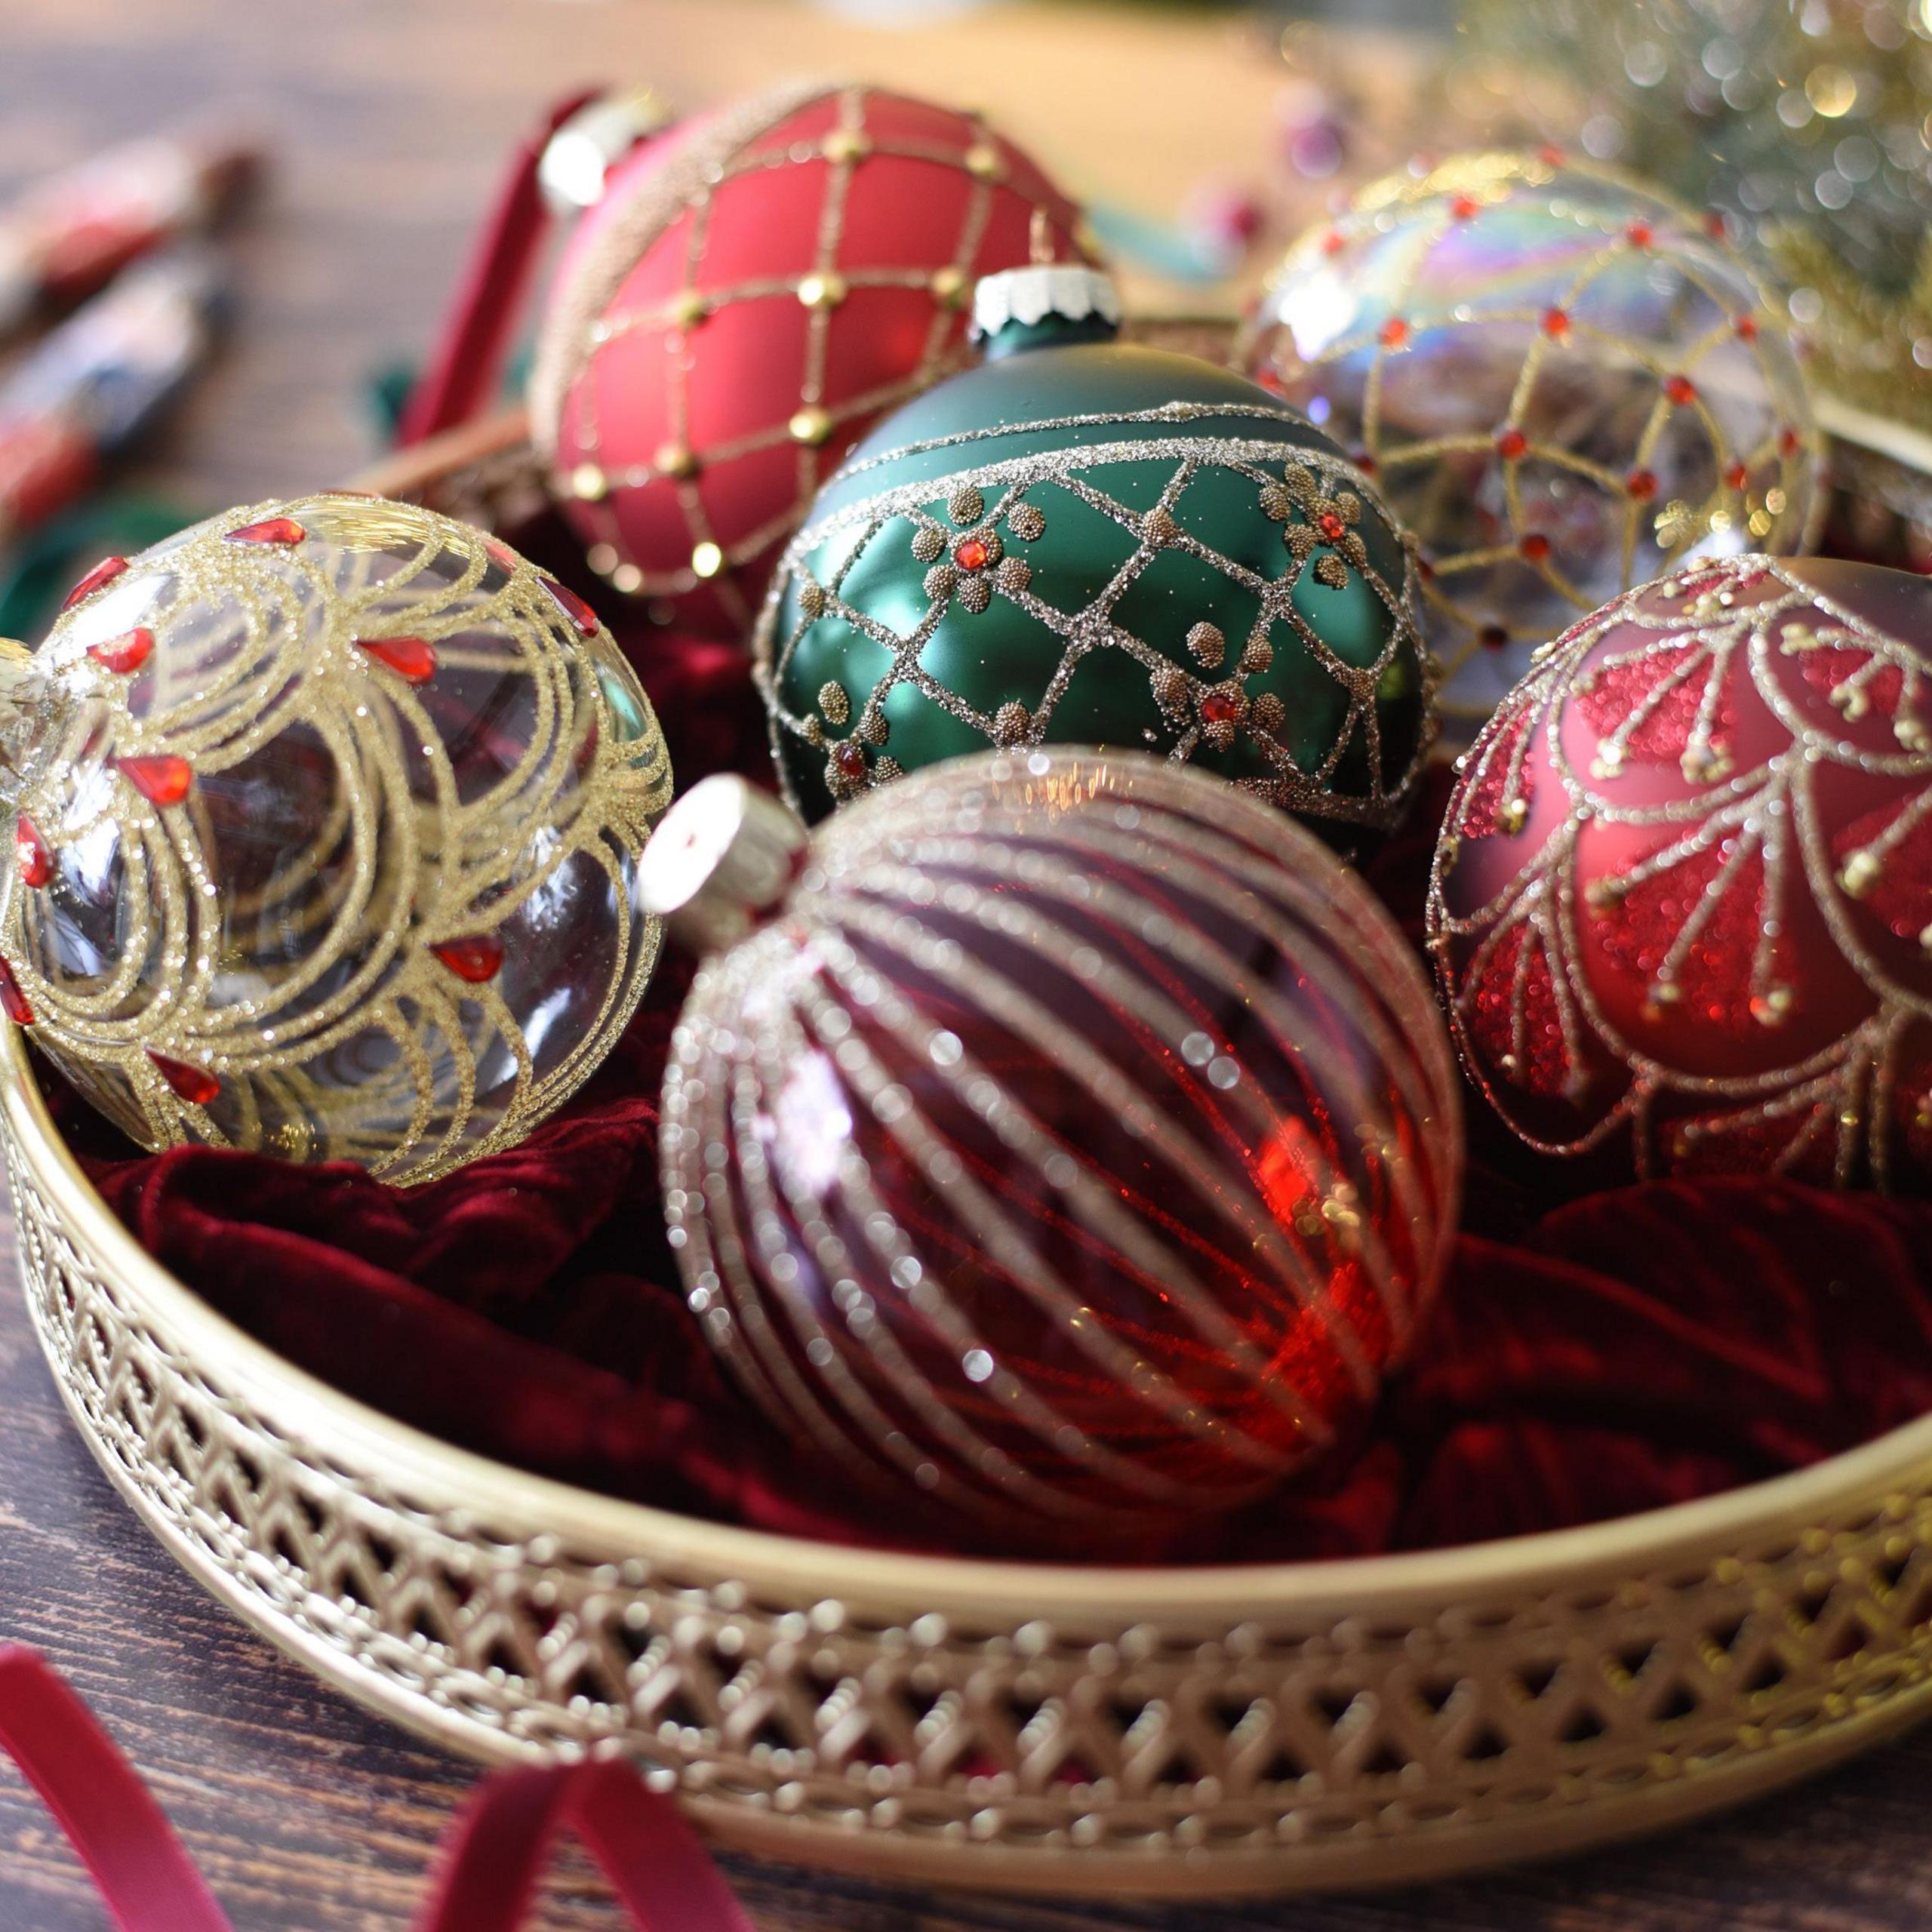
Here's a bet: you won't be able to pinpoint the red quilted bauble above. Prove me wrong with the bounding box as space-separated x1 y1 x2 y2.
1429 555 1932 1186
528 83 1086 637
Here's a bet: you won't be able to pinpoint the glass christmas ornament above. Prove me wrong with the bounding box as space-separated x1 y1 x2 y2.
0 493 672 1183
1237 151 1822 735
651 748 1462 1534
754 263 1435 844
1429 555 1932 1187
1462 0 1932 433
528 82 1088 635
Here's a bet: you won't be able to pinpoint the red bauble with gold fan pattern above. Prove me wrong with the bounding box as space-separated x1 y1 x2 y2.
1428 555 1932 1187
528 83 1087 636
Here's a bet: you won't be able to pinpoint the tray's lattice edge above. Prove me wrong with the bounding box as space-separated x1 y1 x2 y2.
15 1120 1932 1897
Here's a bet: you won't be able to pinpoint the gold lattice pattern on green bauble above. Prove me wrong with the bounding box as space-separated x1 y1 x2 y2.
1 494 672 1183
755 420 1435 832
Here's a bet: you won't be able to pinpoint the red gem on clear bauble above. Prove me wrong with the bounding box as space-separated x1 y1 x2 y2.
16 817 51 888
354 635 438 684
115 755 194 807
88 628 154 674
148 1051 220 1106
62 557 128 611
0 959 32 1026
540 575 600 638
226 517 306 546
431 934 505 983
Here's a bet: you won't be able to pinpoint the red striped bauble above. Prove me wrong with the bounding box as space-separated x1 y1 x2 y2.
657 748 1463 1540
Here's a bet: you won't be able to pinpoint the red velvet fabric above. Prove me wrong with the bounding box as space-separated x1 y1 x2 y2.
62 578 1932 1564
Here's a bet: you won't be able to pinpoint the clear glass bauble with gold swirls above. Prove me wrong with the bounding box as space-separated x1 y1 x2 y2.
0 494 672 1183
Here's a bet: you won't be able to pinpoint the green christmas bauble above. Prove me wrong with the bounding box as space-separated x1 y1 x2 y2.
752 266 1437 838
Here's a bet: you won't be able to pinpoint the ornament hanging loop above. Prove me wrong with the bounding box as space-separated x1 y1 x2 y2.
637 775 809 956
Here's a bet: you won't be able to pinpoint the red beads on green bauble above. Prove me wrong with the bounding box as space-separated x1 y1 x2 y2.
1429 555 1932 1188
531 83 1089 636
0 495 672 1183
753 263 1435 845
650 750 1463 1538
1238 149 1820 738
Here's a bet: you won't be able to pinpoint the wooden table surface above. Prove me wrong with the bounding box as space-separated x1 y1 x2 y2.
3 1 1932 1925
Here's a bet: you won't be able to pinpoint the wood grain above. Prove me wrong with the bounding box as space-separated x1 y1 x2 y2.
2 2 1931 1925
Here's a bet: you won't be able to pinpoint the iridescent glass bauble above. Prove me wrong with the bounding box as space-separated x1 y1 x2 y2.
1237 151 1821 734
658 747 1462 1534
0 494 672 1183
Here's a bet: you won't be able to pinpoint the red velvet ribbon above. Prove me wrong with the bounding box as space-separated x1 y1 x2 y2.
395 88 604 448
0 1644 753 1932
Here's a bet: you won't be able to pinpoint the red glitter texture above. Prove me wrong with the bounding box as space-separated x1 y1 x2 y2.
1792 641 1904 722
1664 1096 1838 1183
1595 839 1774 1035
1464 924 1574 1098
1832 798 1932 943
1455 697 1536 839
1575 645 1733 771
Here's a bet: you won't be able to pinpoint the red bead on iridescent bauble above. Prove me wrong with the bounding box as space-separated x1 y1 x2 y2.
1429 555 1932 1186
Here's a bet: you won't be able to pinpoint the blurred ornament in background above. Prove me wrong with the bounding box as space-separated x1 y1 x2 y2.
1237 151 1821 733
1458 0 1932 432
0 494 671 1183
755 262 1435 840
528 83 1088 637
652 749 1462 1534
1429 554 1932 1189
1276 75 1351 181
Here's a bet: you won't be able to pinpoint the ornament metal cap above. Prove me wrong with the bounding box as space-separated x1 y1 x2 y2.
636 774 808 955
968 263 1121 354
538 87 675 214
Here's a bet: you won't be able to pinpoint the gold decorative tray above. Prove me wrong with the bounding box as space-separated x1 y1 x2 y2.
11 375 1932 1900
